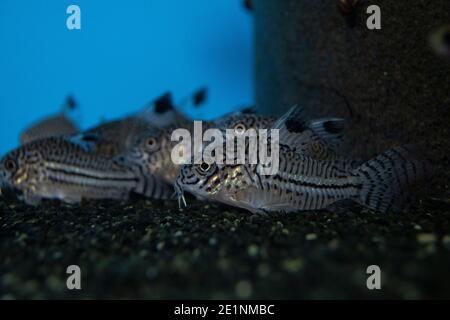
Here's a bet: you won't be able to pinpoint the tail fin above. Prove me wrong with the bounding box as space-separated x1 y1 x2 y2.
354 145 431 213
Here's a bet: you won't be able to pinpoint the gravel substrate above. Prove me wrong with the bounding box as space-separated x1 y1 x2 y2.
1 191 449 299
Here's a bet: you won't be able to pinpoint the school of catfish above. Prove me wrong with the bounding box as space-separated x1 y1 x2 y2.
0 89 431 214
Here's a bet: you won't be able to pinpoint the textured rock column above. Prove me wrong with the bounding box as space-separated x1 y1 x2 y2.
254 0 449 163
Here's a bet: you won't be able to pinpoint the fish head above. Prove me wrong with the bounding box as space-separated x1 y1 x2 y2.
176 162 227 201
0 145 42 192
126 128 176 183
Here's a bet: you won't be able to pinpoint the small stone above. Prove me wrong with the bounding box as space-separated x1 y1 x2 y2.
305 233 317 241
156 241 165 251
217 258 230 271
146 267 158 279
235 280 253 299
223 211 235 219
442 235 450 245
139 250 148 257
416 233 437 244
247 244 259 257
328 239 339 250
192 248 201 258
52 251 63 260
209 238 218 246
45 276 62 291
257 264 270 278
424 244 436 255
172 255 188 272
174 230 183 237
282 258 303 273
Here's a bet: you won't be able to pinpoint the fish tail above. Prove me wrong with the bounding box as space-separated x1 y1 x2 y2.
353 145 431 213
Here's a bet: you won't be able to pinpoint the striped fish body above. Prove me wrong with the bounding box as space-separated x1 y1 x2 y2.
177 145 430 214
0 137 158 205
224 151 360 213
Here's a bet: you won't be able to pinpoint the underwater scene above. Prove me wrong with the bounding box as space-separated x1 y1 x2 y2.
0 0 450 302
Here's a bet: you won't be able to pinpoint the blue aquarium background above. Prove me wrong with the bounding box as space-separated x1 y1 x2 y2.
0 0 253 155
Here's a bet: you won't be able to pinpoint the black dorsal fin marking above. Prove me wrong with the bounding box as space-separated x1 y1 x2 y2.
65 95 77 111
323 120 345 134
241 106 257 114
80 133 99 142
193 87 208 107
285 118 307 133
154 92 174 114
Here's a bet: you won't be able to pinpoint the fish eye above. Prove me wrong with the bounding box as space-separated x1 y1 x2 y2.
234 123 246 134
4 159 17 172
200 162 210 172
146 137 157 148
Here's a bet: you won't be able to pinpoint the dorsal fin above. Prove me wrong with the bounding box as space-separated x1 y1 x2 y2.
272 105 308 132
66 133 99 152
270 105 346 159
192 87 208 107
240 106 257 114
307 118 346 151
20 96 80 145
63 95 77 112
153 92 174 114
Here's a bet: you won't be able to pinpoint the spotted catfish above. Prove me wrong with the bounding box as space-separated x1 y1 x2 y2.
124 105 348 192
0 136 172 205
77 89 207 157
175 108 431 214
213 106 348 162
